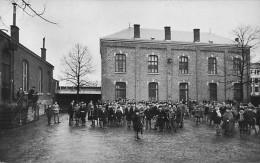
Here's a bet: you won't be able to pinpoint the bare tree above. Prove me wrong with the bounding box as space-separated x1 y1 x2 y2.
6 0 58 25
60 43 94 102
218 25 260 103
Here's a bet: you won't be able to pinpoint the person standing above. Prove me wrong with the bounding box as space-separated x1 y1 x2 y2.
212 105 222 136
80 102 87 125
157 107 165 131
28 86 36 106
169 106 178 133
45 104 52 125
68 100 74 125
144 105 152 130
255 105 260 135
52 102 60 124
132 109 143 141
16 87 25 107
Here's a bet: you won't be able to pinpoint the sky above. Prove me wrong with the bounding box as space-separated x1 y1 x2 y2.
0 0 260 86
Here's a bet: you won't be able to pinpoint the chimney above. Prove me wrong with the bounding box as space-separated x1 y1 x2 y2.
41 37 46 61
134 24 140 39
10 3 19 42
164 26 171 40
193 29 200 42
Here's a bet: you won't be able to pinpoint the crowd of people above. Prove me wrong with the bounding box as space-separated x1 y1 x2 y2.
64 99 260 140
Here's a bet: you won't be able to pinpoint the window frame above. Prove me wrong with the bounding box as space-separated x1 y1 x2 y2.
233 58 241 74
148 82 158 102
115 54 126 73
179 83 189 102
115 82 126 100
209 83 217 101
38 67 43 93
148 55 158 73
179 56 189 74
208 57 217 74
22 60 29 92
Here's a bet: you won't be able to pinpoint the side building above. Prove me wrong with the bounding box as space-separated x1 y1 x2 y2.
251 62 260 96
0 3 55 129
100 24 250 103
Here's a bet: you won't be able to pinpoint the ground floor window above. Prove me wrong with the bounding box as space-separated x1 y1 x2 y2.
115 82 126 100
234 83 241 102
209 83 217 101
179 83 188 102
149 82 158 102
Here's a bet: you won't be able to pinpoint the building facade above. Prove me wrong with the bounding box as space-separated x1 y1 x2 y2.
0 4 55 114
100 24 250 103
251 62 260 96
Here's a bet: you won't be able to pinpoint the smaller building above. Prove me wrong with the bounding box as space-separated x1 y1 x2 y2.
251 62 260 96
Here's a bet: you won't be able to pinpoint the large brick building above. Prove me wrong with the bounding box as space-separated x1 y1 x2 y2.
100 24 250 103
0 4 55 114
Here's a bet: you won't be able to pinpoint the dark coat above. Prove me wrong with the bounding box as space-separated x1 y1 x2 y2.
132 113 143 132
212 110 222 124
100 110 108 122
116 110 123 120
125 107 132 121
158 110 166 125
144 109 153 120
256 109 260 126
68 104 74 115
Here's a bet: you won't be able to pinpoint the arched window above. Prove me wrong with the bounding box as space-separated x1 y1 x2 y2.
2 52 11 103
115 82 126 100
208 57 217 74
148 82 158 102
233 58 241 74
22 60 29 92
179 56 188 74
38 68 42 93
209 83 217 101
179 83 188 102
115 54 126 72
48 71 51 93
234 83 241 102
148 55 158 73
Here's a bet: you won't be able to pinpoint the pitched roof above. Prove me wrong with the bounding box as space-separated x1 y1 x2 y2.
0 30 54 68
101 27 234 45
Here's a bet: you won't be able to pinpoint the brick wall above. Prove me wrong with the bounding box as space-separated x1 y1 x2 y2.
101 40 250 103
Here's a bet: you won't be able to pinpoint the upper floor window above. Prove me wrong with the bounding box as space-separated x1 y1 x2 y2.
148 55 158 73
38 68 42 93
22 60 29 92
115 54 126 72
233 58 241 74
115 82 126 100
149 82 158 102
179 56 188 74
208 57 217 74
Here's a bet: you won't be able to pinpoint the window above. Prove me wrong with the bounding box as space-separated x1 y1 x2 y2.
38 68 42 93
115 82 126 100
48 71 51 93
209 83 217 101
149 82 158 102
234 83 241 102
179 83 188 102
2 52 11 103
255 78 259 83
115 54 126 72
179 56 188 74
208 57 217 74
22 60 29 92
255 87 259 93
148 55 158 73
233 58 241 74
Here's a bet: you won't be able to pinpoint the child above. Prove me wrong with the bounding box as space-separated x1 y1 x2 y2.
46 104 52 125
132 109 143 141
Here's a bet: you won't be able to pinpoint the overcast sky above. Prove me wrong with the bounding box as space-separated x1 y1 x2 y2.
1 0 260 85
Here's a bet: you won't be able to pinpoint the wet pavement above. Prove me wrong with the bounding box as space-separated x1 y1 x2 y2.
0 114 260 163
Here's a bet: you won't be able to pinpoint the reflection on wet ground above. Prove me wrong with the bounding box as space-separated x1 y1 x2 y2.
0 114 260 163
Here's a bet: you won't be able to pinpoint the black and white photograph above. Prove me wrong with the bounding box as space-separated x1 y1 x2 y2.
0 0 260 162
